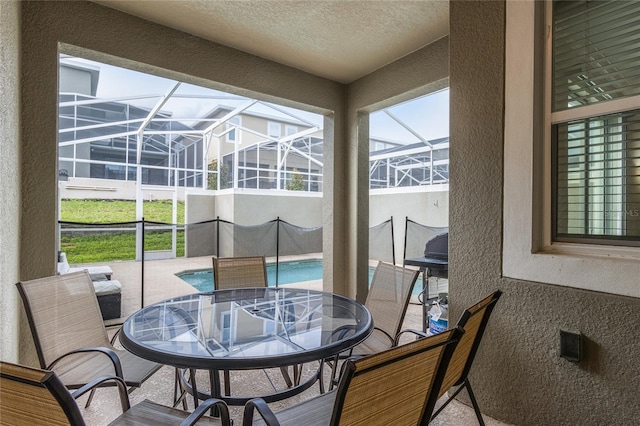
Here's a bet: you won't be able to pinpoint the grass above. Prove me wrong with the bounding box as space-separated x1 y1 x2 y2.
60 199 186 263
61 199 185 223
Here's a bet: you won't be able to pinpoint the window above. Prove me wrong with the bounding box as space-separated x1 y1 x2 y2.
227 116 241 143
268 122 281 139
551 0 640 246
285 125 298 136
503 0 640 298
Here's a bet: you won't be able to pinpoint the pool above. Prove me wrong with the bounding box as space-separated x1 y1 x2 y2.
177 259 423 294
178 259 327 292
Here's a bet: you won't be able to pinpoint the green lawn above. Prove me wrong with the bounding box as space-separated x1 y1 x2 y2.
60 199 186 263
61 199 185 223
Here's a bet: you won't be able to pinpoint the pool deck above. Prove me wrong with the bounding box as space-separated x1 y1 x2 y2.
92 253 325 327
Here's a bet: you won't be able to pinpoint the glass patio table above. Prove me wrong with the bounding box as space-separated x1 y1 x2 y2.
119 287 373 406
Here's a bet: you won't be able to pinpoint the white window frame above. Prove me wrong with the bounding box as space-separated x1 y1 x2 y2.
285 125 298 137
503 0 640 298
268 121 281 139
227 116 241 144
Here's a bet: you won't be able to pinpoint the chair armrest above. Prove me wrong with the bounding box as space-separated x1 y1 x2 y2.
394 328 429 346
47 346 123 379
330 324 357 340
110 327 122 345
373 326 394 344
243 398 280 426
180 398 232 426
70 375 130 412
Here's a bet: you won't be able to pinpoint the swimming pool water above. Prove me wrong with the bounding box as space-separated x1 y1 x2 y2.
178 259 326 292
178 258 423 294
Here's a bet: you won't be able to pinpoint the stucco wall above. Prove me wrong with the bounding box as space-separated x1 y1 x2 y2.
0 0 21 362
369 188 449 261
450 1 640 424
184 191 323 257
18 0 346 363
231 193 322 227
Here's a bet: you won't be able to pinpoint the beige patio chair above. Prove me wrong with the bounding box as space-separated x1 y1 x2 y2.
243 326 464 426
0 361 231 426
213 256 269 290
211 256 297 394
16 271 161 407
397 289 503 426
326 261 419 388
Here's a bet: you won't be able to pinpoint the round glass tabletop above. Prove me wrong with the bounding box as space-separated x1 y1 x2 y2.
120 287 373 370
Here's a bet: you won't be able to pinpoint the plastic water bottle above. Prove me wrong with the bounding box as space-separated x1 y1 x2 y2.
429 293 448 335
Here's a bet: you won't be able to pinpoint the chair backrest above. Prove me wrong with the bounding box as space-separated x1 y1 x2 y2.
16 271 111 370
0 361 86 425
438 290 502 397
213 256 268 290
364 261 419 340
331 327 463 426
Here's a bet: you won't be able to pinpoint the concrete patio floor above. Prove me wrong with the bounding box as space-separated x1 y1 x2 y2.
73 256 510 425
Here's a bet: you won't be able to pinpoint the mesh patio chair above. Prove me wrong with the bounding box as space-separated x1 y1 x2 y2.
16 271 161 407
243 327 464 426
212 256 296 395
397 290 503 426
0 361 231 426
326 261 419 389
213 256 270 290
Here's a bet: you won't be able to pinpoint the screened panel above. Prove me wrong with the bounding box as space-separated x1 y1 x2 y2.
554 108 640 242
553 1 640 112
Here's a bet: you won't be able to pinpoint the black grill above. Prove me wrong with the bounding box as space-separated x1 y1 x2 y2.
424 232 448 260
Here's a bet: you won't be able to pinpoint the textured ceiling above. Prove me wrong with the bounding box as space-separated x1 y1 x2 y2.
93 0 449 83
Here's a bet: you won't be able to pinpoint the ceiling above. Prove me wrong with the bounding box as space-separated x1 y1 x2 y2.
93 0 449 84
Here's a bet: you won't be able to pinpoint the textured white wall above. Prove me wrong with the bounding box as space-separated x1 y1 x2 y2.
450 2 640 424
0 0 21 362
370 189 449 260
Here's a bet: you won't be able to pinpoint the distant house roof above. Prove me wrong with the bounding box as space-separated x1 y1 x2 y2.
370 136 449 156
193 105 315 130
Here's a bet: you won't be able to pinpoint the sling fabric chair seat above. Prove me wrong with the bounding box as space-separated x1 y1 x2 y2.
352 261 419 355
326 261 419 390
398 290 503 426
16 271 161 392
243 327 464 426
0 361 231 426
432 290 502 425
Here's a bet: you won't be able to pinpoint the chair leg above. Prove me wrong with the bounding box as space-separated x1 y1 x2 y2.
464 379 485 426
430 380 485 426
173 368 188 409
84 388 97 408
329 354 340 391
431 382 465 421
223 370 231 396
279 366 293 387
318 359 326 394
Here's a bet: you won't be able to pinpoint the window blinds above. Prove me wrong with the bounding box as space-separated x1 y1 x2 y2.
553 0 640 112
552 0 640 243
554 109 640 241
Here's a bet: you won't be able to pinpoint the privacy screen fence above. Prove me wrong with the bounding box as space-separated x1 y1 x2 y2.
403 218 448 260
59 216 438 319
59 216 441 270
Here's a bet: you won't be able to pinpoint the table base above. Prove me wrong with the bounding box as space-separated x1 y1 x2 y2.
175 362 325 407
